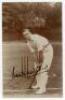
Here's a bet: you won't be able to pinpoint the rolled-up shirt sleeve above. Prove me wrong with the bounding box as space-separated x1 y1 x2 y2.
36 42 43 52
27 42 35 53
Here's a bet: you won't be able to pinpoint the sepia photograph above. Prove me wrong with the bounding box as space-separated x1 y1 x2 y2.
2 2 62 97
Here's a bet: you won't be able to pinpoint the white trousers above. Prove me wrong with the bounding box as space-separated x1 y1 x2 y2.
34 44 53 91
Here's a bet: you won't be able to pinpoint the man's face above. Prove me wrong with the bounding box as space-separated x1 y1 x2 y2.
23 30 32 40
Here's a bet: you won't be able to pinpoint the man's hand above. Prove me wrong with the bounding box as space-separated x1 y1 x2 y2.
33 62 42 72
36 65 41 71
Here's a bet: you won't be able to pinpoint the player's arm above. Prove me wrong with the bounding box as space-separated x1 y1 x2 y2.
37 46 44 64
35 49 43 71
27 42 34 53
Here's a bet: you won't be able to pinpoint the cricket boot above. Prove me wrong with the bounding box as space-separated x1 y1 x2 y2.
31 85 40 89
35 88 46 94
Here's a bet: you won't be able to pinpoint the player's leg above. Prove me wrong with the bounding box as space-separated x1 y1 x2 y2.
36 71 48 94
35 46 53 94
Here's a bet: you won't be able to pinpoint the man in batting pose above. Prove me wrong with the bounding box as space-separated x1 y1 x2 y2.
22 29 53 94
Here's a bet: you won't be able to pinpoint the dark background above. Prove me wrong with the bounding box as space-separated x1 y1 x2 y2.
2 3 62 42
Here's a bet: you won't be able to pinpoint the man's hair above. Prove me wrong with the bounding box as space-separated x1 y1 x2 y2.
22 28 32 35
23 28 32 33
